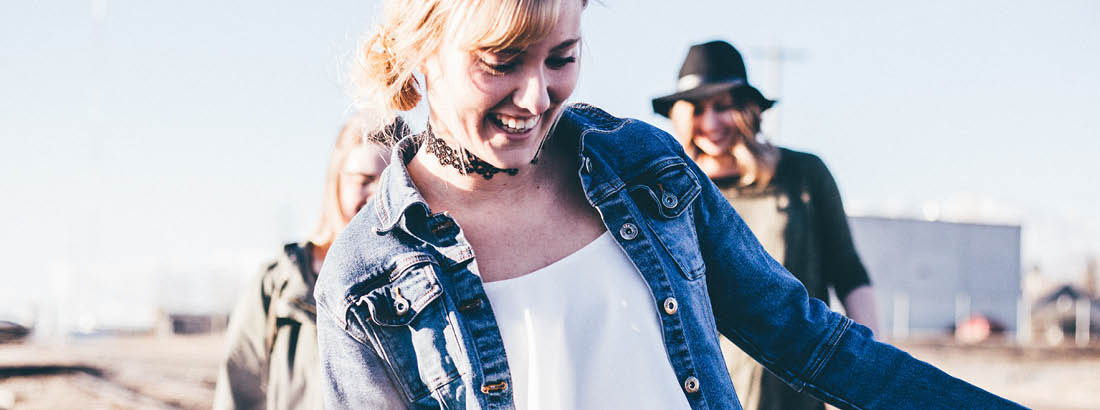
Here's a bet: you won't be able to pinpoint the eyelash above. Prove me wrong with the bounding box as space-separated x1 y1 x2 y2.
478 55 577 76
547 56 577 69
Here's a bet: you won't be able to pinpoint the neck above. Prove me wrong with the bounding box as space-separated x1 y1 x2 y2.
696 142 779 185
696 153 741 179
309 241 327 275
423 126 519 180
408 129 569 211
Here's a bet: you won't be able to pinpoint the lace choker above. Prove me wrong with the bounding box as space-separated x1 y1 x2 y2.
423 128 519 180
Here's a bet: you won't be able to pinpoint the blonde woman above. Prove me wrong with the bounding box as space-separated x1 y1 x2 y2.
213 118 399 410
654 40 878 410
315 1 1021 409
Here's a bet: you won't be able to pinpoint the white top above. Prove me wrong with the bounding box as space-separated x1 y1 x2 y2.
480 232 692 410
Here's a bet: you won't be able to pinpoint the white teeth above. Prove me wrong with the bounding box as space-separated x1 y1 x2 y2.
494 114 539 132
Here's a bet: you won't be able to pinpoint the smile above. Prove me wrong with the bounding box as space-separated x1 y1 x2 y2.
491 113 540 134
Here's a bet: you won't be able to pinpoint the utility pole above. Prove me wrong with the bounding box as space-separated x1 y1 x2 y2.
1086 254 1098 297
749 45 806 144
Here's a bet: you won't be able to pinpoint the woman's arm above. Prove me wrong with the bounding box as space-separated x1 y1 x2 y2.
688 155 1021 409
803 155 879 335
316 303 408 410
841 285 879 337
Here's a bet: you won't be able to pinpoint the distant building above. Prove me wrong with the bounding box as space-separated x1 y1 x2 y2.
848 216 1022 339
156 312 229 335
1031 285 1099 345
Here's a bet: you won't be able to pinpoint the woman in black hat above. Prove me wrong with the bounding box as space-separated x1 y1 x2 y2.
653 40 880 410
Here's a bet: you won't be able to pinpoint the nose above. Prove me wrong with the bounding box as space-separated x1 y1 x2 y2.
514 66 551 115
698 106 724 138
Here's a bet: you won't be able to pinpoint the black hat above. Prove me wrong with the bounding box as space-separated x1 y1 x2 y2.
652 40 775 118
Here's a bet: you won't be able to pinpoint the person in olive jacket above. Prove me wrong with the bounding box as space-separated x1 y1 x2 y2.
212 118 403 410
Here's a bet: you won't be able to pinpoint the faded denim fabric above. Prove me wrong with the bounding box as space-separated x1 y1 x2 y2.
314 104 1024 410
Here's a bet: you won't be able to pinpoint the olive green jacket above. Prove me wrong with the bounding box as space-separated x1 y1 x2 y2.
213 242 322 410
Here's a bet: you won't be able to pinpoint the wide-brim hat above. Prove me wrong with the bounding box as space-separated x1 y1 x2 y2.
652 40 775 118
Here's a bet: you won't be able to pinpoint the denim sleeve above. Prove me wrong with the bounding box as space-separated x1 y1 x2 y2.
316 303 409 410
687 155 1024 409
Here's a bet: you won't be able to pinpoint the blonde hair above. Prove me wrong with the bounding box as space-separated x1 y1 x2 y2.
670 98 779 188
310 118 399 250
350 0 585 142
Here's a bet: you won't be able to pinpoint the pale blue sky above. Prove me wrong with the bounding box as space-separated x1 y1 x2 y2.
2 1 1098 320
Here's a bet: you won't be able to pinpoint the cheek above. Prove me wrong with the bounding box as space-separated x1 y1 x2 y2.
457 74 507 126
338 182 359 206
432 55 491 119
668 114 695 146
547 69 580 103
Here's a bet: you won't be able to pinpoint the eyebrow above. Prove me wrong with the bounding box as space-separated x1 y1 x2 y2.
489 38 581 56
552 38 580 52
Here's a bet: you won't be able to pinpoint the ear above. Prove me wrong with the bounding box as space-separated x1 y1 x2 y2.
419 52 442 85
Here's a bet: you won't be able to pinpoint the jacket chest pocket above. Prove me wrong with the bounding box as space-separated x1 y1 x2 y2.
628 160 706 281
349 257 462 403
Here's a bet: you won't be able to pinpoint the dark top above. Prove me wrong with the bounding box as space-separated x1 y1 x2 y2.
714 148 870 410
714 148 870 302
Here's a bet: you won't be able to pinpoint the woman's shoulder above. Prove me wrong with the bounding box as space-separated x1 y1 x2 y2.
253 242 311 287
778 147 823 166
313 208 383 310
564 103 675 142
312 202 422 319
777 147 831 177
562 103 688 168
773 147 843 201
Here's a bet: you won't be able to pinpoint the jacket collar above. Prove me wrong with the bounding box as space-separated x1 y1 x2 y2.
372 132 432 235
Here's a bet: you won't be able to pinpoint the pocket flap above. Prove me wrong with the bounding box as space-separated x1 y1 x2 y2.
628 160 701 219
360 264 443 327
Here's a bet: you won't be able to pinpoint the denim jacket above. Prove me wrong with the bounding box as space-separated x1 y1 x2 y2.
314 104 1023 410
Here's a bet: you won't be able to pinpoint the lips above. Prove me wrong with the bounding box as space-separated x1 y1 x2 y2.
490 113 540 134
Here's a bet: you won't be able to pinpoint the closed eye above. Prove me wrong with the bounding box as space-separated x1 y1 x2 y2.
546 55 577 70
477 50 522 76
478 58 518 75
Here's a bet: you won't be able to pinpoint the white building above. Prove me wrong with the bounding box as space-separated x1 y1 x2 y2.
848 216 1022 339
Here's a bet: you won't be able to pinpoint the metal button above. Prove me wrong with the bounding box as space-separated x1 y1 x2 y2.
458 298 484 312
619 222 639 240
683 376 700 393
481 381 508 394
663 297 678 315
661 191 678 209
393 289 410 316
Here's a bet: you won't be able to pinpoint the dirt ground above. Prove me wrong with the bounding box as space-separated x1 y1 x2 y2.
0 334 1096 409
0 335 222 410
895 340 1100 410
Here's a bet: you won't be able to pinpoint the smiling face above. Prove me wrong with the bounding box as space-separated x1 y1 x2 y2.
421 0 583 170
670 92 749 157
